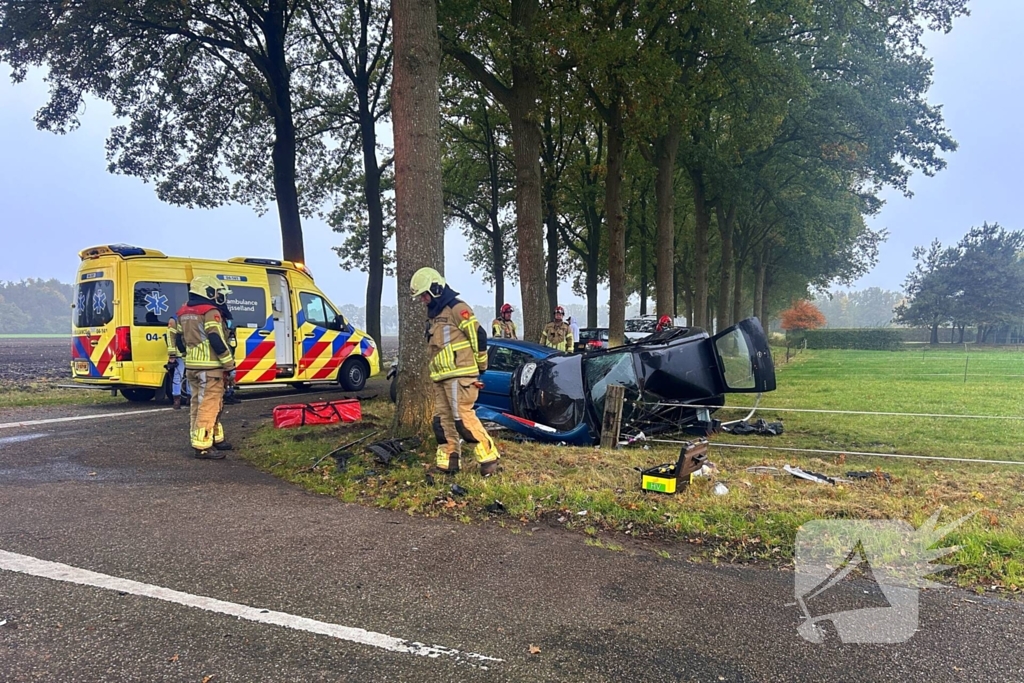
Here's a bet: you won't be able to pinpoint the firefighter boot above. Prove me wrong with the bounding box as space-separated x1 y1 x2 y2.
173 396 181 410
212 422 232 450
435 447 460 474
194 448 226 460
479 459 499 477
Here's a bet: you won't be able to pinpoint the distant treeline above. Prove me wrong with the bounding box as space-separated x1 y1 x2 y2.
0 279 74 334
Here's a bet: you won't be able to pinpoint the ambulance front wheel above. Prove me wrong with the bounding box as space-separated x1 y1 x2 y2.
338 358 368 392
121 388 156 402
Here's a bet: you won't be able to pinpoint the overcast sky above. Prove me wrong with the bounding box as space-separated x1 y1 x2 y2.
1 2 1021 312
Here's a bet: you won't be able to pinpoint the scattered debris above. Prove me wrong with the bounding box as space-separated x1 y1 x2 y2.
577 510 588 516
366 436 423 466
310 430 380 470
723 418 784 436
713 482 729 496
784 465 839 485
846 470 893 482
450 484 468 497
638 439 709 494
745 466 783 476
529 645 541 655
692 462 718 478
424 473 435 486
485 501 506 514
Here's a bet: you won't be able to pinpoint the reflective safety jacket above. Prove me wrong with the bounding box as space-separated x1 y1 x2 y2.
541 320 573 353
427 302 488 382
491 318 518 339
166 317 182 358
176 301 236 374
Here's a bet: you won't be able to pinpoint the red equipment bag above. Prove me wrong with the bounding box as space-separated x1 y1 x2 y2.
272 399 362 429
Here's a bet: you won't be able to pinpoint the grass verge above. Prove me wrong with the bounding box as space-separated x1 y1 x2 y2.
241 393 1024 595
0 381 123 409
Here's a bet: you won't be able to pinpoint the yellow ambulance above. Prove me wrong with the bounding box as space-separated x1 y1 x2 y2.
71 244 379 401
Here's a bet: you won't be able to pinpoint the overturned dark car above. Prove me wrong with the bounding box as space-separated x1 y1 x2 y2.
475 318 776 445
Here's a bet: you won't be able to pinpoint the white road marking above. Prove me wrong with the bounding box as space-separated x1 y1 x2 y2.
0 408 173 431
0 549 502 668
0 433 48 445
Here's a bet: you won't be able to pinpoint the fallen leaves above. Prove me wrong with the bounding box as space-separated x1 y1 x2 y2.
529 645 541 655
168 654 179 663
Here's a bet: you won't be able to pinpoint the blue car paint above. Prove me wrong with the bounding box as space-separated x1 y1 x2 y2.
472 339 595 443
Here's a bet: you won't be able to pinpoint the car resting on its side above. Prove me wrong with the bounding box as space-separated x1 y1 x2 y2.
473 317 776 445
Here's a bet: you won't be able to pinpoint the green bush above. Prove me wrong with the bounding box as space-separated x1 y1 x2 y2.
799 328 903 351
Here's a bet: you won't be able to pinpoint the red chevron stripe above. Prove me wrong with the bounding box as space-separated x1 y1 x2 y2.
256 367 278 382
95 338 116 375
311 341 357 380
300 340 332 371
235 340 275 381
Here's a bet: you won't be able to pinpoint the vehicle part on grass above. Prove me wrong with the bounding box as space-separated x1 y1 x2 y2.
310 430 380 470
713 483 729 496
846 470 893 482
784 465 838 485
330 451 356 471
424 473 435 486
366 436 423 466
451 484 468 497
485 501 506 514
745 466 784 476
722 418 784 436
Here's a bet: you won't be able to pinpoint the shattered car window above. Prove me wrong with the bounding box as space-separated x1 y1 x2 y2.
715 327 756 389
584 353 639 416
625 318 657 333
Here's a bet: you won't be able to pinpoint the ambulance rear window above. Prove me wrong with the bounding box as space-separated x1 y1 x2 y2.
74 280 114 328
134 282 189 326
225 286 268 328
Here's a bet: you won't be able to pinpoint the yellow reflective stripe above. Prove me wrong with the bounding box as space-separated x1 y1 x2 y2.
203 320 222 331
430 366 478 381
458 318 480 354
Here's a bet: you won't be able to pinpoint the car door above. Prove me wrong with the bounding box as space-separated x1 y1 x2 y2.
709 317 776 393
480 345 534 411
295 290 359 381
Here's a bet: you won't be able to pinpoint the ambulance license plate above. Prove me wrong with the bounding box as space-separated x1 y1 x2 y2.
74 361 90 375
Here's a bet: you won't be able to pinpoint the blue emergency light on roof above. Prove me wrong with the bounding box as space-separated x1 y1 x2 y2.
240 258 283 267
108 244 147 256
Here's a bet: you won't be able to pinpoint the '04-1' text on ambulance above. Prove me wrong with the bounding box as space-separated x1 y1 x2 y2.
71 244 380 401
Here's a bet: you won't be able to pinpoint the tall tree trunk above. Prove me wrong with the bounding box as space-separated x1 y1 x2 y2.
654 123 679 318
391 0 444 433
715 204 736 331
508 0 548 341
753 248 766 324
690 169 710 330
266 5 304 264
586 253 599 328
492 222 505 319
929 322 939 345
546 208 559 313
359 92 385 349
605 106 627 347
732 256 744 323
640 232 648 316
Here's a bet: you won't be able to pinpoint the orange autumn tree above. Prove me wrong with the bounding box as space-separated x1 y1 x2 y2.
780 300 826 332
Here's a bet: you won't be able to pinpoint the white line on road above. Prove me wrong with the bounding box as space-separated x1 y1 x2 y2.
0 408 173 431
0 549 502 668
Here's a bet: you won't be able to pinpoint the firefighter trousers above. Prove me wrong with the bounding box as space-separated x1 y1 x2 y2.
431 377 499 469
187 369 226 450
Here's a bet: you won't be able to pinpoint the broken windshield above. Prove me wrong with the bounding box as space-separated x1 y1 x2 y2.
583 352 640 417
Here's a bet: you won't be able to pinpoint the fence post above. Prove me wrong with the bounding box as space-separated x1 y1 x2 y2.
600 384 626 450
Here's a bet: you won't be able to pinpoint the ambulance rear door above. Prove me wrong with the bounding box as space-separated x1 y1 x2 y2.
71 259 123 382
127 263 191 388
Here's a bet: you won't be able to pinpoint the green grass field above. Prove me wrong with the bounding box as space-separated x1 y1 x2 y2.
0 383 122 409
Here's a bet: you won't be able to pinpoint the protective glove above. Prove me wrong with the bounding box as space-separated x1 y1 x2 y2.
224 369 236 389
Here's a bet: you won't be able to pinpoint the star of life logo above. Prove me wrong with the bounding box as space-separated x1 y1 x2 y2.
144 290 169 316
92 289 108 315
793 510 973 644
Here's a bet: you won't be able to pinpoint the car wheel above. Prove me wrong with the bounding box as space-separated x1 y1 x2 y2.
121 388 156 402
338 358 368 392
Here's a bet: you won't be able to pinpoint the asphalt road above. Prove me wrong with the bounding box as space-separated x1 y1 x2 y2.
1 380 1023 681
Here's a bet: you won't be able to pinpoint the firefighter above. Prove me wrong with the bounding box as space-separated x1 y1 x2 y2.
541 305 573 352
491 303 518 339
176 275 236 459
656 315 673 333
411 267 500 477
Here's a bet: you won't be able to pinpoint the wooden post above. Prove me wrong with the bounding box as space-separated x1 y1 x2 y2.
600 384 626 449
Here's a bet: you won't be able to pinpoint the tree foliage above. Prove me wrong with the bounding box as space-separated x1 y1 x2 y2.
780 300 826 331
